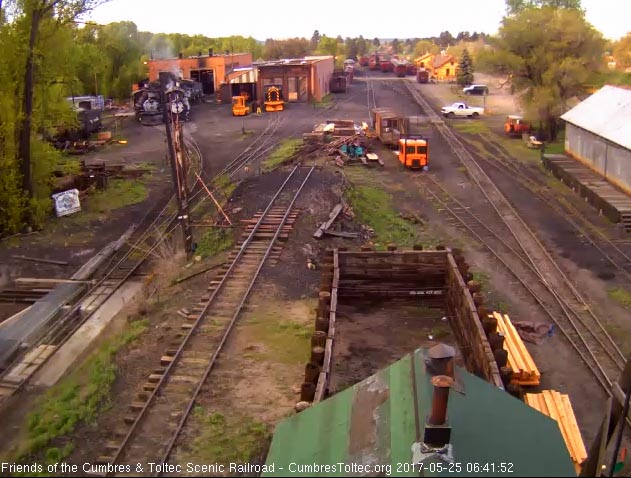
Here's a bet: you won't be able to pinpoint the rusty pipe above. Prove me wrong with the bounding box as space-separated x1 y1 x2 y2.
429 375 453 426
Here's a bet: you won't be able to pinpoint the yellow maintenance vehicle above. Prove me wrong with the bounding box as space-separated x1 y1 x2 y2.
264 85 284 112
231 95 251 116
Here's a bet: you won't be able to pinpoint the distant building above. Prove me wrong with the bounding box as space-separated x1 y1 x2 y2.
256 56 334 103
146 50 253 96
560 85 631 195
414 52 459 81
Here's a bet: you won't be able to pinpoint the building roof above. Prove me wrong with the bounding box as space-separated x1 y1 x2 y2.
560 85 631 151
433 54 456 69
258 56 334 68
263 347 576 477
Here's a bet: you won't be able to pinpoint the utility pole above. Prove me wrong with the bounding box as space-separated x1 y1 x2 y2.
160 72 193 258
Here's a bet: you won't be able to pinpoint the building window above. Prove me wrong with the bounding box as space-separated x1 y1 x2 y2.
446 68 450 76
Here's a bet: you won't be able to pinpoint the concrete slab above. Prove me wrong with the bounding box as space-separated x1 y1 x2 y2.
32 279 144 387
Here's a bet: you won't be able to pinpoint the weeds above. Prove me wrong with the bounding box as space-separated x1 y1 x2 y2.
84 179 148 215
262 139 303 172
609 287 631 309
12 319 148 466
345 185 418 248
183 410 268 465
195 228 234 258
212 174 236 200
451 121 489 134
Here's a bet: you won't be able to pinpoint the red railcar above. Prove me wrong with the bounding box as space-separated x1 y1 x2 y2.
394 63 407 77
368 55 380 70
359 56 369 67
417 69 429 84
380 60 393 73
406 64 417 76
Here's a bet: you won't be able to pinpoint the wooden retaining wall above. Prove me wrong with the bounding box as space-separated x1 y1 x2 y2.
299 245 502 406
445 253 503 388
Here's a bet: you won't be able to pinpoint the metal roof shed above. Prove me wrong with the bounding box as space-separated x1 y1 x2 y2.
560 85 631 151
263 347 576 477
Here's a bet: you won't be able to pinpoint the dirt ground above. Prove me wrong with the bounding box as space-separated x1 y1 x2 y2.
3 67 631 471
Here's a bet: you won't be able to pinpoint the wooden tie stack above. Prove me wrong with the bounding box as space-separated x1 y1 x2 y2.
491 311 541 386
524 390 587 474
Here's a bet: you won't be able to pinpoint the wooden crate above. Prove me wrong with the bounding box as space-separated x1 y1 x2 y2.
525 390 587 474
492 311 540 386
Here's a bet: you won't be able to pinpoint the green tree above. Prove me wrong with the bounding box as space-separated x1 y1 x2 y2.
310 29 320 50
317 35 338 56
457 48 475 86
413 39 440 58
16 0 108 217
612 32 631 69
373 37 380 47
505 0 582 15
486 7 604 140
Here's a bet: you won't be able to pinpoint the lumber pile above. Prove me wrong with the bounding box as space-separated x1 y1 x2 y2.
524 390 586 473
492 311 540 386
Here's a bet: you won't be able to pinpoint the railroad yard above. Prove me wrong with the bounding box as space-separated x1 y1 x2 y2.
2 66 631 476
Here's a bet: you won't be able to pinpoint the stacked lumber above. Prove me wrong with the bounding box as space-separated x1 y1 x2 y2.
492 311 540 386
524 390 586 474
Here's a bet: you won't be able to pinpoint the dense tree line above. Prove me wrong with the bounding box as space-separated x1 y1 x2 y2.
0 0 628 234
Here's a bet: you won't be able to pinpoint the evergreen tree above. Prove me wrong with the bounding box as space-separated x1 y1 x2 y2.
457 49 474 86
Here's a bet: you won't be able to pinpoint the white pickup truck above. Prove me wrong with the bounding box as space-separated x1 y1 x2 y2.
441 102 484 118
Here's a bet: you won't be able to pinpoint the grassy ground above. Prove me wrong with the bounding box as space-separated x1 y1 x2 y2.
312 94 333 108
83 179 148 216
5 319 149 471
609 287 631 309
184 409 268 466
344 184 418 249
195 228 234 259
261 139 302 173
451 121 490 135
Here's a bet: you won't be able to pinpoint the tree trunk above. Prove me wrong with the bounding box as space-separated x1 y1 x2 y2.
18 8 41 207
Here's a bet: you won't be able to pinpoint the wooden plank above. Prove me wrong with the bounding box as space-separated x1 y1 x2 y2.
323 338 333 375
505 313 540 380
314 203 344 238
561 393 587 462
322 230 359 238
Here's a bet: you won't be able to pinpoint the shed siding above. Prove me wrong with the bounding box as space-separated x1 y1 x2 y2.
312 57 334 101
566 123 631 194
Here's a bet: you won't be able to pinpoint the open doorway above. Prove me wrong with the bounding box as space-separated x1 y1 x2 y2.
190 69 214 95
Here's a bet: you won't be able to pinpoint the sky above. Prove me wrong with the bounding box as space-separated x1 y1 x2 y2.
86 0 630 41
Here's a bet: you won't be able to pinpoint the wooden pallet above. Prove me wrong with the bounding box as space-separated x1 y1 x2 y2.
491 311 540 386
525 390 587 474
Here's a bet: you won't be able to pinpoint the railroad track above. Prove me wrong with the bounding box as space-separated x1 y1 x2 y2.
0 192 181 402
402 80 625 394
471 132 631 283
89 165 313 477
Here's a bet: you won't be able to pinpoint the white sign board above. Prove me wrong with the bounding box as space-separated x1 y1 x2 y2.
52 189 81 217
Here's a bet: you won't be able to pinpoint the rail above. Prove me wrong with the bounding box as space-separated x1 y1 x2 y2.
91 165 313 476
403 80 624 395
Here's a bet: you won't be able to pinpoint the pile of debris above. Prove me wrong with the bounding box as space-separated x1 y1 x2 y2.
52 157 151 195
303 119 383 168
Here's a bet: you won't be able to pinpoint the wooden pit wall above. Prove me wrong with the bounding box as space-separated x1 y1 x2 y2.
300 246 448 404
445 253 503 388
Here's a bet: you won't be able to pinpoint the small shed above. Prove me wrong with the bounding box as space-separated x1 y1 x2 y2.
264 347 576 477
560 85 631 195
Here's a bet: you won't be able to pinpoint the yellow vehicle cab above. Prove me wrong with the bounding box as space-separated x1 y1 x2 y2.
264 85 284 112
231 95 250 116
396 136 428 170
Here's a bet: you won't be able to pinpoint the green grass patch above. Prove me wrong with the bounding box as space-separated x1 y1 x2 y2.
182 410 268 465
83 179 148 215
262 138 302 173
212 174 236 200
429 323 452 340
245 318 311 364
345 185 418 248
11 319 149 467
312 94 333 108
451 121 489 134
195 228 234 259
472 271 489 289
609 287 631 309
